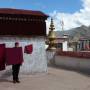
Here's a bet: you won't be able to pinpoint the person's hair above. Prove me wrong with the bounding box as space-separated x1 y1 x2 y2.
15 42 19 47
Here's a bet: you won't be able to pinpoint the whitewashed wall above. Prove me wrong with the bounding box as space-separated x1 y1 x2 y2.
46 51 56 64
63 41 68 51
0 36 47 74
54 56 90 70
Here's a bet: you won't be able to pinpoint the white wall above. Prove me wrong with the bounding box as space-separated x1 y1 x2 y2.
62 41 68 51
0 36 47 74
46 51 55 64
68 48 73 51
54 56 90 70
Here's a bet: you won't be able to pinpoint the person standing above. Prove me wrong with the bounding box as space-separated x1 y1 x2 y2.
12 42 21 83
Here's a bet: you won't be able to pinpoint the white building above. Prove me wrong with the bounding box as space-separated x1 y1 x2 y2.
54 34 69 51
0 8 48 74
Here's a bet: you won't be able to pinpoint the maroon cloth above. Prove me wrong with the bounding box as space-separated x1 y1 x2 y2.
0 8 48 17
24 44 33 54
5 47 23 65
0 44 6 71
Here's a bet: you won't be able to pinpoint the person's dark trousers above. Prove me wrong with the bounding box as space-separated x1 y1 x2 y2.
12 64 21 82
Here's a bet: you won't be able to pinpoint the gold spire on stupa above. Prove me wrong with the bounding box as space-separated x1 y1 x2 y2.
49 18 55 30
46 18 56 50
48 18 56 39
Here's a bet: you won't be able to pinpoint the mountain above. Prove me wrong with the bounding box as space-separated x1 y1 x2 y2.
55 25 90 41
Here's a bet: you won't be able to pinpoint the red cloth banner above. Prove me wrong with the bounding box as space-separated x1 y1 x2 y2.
0 44 6 71
5 47 23 65
24 44 33 54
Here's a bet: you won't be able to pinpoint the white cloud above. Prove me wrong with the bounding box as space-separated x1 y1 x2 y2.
46 0 90 33
82 0 90 9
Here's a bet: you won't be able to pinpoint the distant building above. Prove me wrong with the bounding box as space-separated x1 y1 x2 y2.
55 25 90 51
54 34 68 51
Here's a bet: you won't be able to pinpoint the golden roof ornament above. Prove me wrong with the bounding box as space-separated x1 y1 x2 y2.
46 18 56 50
48 18 56 39
49 18 55 30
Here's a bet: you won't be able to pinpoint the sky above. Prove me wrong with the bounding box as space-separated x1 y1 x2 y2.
0 0 90 33
0 0 82 14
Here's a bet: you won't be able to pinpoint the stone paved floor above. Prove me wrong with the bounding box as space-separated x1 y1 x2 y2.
0 67 90 90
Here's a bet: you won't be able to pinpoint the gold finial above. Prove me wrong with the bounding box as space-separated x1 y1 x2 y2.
46 18 56 50
48 18 56 39
49 18 55 31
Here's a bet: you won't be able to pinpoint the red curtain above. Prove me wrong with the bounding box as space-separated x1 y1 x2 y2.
24 44 33 54
5 47 23 65
0 44 6 71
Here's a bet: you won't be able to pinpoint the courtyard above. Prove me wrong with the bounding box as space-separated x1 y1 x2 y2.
0 67 90 90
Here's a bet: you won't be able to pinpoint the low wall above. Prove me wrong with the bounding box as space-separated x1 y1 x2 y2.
46 50 56 65
56 51 90 58
54 55 90 71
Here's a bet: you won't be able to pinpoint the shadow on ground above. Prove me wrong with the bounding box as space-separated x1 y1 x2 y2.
0 69 12 83
0 78 12 83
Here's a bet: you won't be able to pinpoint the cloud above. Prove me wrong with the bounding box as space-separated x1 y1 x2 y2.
82 0 90 9
46 0 90 33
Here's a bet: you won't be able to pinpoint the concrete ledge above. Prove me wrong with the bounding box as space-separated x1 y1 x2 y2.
54 56 90 71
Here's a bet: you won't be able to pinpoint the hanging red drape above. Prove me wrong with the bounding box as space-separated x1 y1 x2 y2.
0 44 6 71
24 44 33 54
5 47 23 65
